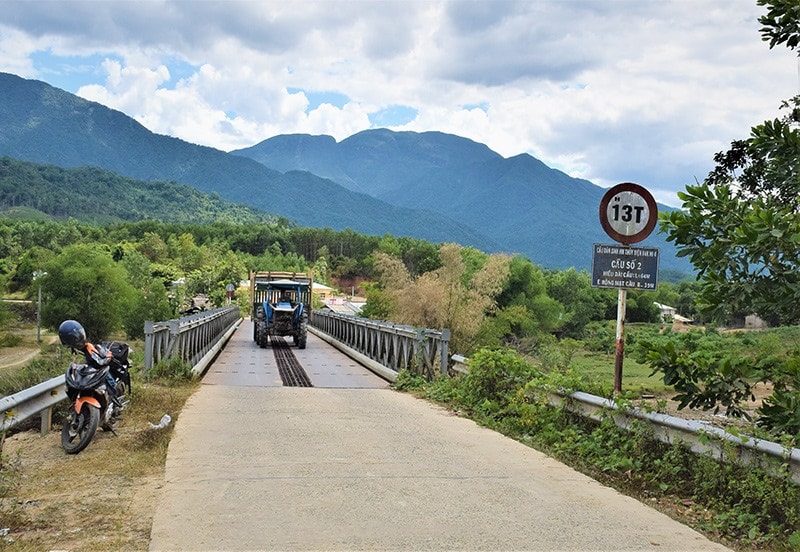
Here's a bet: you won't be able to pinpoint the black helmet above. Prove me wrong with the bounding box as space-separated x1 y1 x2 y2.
58 320 86 349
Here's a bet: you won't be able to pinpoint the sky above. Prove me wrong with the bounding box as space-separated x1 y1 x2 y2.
1 0 798 207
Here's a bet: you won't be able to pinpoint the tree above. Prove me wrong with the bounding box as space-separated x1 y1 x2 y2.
313 246 330 285
369 244 510 354
119 250 174 338
758 0 800 51
481 256 564 347
662 1 800 325
41 244 136 341
544 268 613 338
653 1 800 435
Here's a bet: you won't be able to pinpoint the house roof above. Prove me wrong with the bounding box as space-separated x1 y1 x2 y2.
320 300 364 315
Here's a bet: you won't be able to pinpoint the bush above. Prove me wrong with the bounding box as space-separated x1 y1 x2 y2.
0 333 22 347
460 348 541 415
146 356 195 384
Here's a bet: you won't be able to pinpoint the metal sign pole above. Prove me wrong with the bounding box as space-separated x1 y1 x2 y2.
614 288 626 394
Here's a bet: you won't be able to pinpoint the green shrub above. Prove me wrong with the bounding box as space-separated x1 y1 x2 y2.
146 357 195 384
461 348 540 414
0 333 22 347
392 369 427 391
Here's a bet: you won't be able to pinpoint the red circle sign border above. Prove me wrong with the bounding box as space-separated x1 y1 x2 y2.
599 182 658 245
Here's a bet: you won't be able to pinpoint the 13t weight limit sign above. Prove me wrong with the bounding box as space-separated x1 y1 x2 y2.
599 182 657 245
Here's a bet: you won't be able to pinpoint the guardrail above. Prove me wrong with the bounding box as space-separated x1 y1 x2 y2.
0 376 65 436
452 355 800 485
144 306 241 372
310 310 450 380
548 391 800 485
1 307 241 442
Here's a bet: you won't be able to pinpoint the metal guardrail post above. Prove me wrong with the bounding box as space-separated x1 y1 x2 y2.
439 329 450 376
144 320 155 370
1 376 66 436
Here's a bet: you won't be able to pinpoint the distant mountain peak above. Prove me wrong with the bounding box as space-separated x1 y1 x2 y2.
0 71 691 273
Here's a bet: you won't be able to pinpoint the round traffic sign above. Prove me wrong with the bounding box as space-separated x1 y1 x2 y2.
599 182 657 245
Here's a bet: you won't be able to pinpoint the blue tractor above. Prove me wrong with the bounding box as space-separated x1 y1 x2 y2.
250 271 313 349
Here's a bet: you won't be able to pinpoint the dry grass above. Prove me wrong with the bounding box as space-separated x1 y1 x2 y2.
0 378 199 550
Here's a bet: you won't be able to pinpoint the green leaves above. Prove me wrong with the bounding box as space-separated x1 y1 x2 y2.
41 243 136 340
758 0 800 52
637 331 758 419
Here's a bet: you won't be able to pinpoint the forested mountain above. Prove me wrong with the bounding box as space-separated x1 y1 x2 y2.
0 72 499 253
0 71 691 273
233 130 691 273
0 157 274 224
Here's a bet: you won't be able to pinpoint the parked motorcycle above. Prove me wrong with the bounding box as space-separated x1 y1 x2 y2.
61 342 132 454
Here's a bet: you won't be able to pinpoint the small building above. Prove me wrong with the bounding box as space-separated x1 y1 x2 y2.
312 282 335 301
654 302 693 324
745 314 769 329
318 296 365 316
654 302 676 322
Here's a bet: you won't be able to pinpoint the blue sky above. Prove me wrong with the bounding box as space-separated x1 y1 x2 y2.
1 0 797 207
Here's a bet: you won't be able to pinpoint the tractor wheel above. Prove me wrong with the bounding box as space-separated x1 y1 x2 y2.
297 312 308 349
254 305 265 342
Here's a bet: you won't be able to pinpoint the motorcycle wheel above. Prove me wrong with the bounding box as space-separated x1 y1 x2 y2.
61 403 100 454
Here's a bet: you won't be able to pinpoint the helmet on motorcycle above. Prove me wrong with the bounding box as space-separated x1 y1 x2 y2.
58 320 86 349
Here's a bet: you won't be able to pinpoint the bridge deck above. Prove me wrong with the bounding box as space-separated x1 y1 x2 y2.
202 318 389 388
148 320 730 551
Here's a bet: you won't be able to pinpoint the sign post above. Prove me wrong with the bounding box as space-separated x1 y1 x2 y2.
596 183 658 394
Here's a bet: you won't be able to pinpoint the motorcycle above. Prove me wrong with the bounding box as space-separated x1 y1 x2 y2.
61 341 132 454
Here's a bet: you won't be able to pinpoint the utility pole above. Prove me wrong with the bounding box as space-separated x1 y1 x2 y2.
33 270 46 344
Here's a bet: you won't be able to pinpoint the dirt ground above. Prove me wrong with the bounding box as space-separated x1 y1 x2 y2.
1 414 168 550
0 364 194 550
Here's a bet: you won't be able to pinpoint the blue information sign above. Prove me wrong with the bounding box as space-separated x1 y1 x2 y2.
591 243 659 290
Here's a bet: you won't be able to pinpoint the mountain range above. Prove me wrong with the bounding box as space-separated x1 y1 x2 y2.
0 71 692 275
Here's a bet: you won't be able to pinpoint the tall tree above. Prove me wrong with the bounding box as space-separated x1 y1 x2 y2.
41 244 135 341
662 0 800 325
651 0 800 434
370 244 510 354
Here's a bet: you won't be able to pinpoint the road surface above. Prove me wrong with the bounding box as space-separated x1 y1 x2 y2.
149 321 730 551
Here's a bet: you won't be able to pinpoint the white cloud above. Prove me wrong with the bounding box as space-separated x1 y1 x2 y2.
1 0 798 205
0 25 41 77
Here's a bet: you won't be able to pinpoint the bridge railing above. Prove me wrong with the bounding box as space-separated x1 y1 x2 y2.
310 310 450 380
144 306 241 373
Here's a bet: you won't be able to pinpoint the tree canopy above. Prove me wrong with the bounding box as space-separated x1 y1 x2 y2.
652 0 800 435
662 1 800 325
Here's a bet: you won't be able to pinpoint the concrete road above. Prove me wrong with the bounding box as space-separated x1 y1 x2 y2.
149 325 730 551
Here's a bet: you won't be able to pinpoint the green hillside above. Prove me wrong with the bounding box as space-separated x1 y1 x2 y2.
0 157 276 225
0 72 499 253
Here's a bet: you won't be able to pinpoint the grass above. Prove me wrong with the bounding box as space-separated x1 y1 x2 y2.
0 381 199 550
569 348 669 396
0 338 199 550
